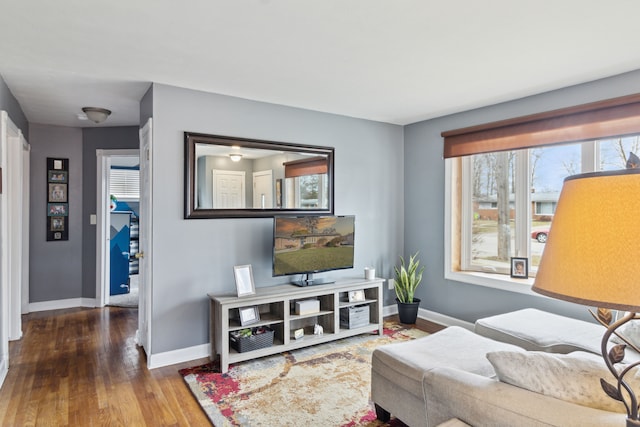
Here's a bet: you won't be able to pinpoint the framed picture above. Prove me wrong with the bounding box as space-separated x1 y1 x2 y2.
47 203 68 217
48 183 67 202
239 306 260 326
348 289 365 303
510 257 528 278
234 264 256 297
48 170 68 183
50 217 65 231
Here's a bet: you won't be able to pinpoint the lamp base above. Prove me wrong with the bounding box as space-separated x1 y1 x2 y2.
628 419 640 427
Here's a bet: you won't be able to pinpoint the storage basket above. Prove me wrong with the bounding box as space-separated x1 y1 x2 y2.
340 305 370 329
230 326 274 353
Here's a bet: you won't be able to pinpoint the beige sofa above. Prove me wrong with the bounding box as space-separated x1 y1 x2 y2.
371 309 628 426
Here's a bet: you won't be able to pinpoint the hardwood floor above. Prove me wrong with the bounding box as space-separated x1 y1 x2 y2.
0 307 444 426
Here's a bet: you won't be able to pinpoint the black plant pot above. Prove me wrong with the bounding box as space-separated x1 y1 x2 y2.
396 298 421 324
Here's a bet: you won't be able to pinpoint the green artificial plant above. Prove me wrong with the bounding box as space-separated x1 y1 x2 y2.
393 251 424 303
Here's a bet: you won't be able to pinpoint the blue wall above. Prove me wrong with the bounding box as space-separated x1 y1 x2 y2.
404 69 640 323
148 83 404 354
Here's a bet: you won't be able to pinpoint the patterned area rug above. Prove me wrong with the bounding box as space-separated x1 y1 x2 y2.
179 322 428 426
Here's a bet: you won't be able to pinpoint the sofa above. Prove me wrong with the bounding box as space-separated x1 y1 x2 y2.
371 308 629 426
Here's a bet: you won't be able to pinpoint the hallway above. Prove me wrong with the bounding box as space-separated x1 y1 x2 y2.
0 307 210 426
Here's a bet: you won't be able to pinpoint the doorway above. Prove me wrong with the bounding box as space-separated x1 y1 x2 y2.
95 149 140 307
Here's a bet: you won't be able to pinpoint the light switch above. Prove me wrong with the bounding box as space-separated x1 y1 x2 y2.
90 214 97 225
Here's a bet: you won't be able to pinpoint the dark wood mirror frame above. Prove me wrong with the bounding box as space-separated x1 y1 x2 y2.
184 132 335 219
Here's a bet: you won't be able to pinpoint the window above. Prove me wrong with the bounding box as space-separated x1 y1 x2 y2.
110 168 140 199
443 94 640 292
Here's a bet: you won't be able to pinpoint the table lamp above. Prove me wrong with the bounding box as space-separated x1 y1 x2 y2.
532 168 640 426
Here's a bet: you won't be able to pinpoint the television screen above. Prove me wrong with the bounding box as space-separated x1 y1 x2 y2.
273 215 355 285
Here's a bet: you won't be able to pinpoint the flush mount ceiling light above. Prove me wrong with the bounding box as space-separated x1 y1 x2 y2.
229 153 243 162
81 107 111 124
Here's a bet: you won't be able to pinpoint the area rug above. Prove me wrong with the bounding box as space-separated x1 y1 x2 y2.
179 322 428 426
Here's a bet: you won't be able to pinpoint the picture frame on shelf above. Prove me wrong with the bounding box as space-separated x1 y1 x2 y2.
239 306 260 326
510 257 528 278
348 289 365 303
234 264 256 297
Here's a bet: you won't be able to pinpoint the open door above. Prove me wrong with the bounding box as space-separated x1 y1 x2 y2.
137 118 153 357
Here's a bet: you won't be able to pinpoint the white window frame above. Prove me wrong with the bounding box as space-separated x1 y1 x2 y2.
445 141 601 295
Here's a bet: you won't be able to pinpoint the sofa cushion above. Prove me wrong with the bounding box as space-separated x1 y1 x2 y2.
475 308 604 354
372 326 524 399
486 350 639 413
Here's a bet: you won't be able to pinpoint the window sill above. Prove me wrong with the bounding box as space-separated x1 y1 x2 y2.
445 270 543 297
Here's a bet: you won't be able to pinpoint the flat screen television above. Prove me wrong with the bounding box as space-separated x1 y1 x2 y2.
273 215 355 286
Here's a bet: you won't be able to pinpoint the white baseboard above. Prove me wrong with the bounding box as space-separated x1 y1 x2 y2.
148 343 210 370
0 358 7 389
29 298 96 313
383 304 474 331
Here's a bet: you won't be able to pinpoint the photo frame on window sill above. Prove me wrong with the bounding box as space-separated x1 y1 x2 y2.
234 264 256 297
510 257 528 278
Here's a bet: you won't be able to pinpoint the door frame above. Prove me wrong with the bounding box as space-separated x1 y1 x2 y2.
0 111 29 388
95 149 139 307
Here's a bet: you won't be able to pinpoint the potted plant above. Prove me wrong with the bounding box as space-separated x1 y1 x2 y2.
394 251 424 324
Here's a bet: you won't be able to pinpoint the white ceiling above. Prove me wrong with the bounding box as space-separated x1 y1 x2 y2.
2 1 640 128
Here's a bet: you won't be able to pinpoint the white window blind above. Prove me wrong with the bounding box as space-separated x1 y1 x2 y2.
110 168 139 199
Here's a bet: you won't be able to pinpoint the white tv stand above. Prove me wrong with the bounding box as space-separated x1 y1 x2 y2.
209 278 384 373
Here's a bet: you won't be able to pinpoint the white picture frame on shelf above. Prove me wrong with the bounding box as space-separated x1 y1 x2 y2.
239 306 260 326
348 289 365 303
234 264 256 297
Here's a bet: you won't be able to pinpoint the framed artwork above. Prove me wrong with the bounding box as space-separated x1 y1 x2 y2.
47 203 68 217
348 289 366 303
510 257 529 278
239 306 260 326
48 170 68 183
234 264 256 297
50 217 65 231
48 183 67 203
47 158 69 241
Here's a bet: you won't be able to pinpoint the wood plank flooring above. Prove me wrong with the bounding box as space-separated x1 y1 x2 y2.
0 307 444 426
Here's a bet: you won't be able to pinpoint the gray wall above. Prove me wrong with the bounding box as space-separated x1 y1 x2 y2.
149 83 404 354
81 127 140 298
0 74 28 139
29 124 83 302
404 69 640 324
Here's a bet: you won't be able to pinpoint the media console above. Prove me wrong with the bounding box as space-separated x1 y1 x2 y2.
208 278 384 373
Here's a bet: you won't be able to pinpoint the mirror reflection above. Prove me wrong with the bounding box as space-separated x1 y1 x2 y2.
184 133 334 218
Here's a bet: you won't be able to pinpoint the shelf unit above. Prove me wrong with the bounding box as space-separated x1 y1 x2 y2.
209 278 383 373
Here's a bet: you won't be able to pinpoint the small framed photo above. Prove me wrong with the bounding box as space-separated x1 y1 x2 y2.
511 257 528 278
48 183 67 202
48 170 68 183
47 203 68 217
348 289 366 303
53 159 63 170
50 217 65 231
234 264 256 297
239 306 260 326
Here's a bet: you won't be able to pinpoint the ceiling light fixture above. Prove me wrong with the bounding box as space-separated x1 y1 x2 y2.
229 153 243 162
81 107 111 124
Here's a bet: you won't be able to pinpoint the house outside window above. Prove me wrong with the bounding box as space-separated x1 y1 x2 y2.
443 94 640 293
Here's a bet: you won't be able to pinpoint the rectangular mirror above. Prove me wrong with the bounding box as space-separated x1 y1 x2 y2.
184 132 335 218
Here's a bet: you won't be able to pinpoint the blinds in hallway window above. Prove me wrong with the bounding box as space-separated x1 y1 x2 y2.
110 168 139 199
442 93 640 158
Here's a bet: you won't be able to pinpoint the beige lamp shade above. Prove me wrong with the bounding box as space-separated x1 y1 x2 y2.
532 169 640 311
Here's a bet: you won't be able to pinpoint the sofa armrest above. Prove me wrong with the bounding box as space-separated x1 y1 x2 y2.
423 367 625 427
